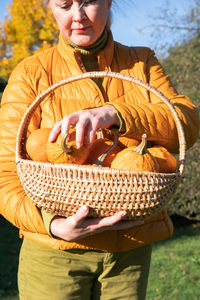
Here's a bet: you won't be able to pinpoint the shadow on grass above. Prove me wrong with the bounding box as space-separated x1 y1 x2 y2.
152 214 200 250
0 216 21 299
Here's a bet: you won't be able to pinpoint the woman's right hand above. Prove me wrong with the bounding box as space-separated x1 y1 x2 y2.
48 106 120 148
50 206 144 241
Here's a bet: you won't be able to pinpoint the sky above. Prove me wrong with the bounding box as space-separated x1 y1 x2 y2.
0 0 195 56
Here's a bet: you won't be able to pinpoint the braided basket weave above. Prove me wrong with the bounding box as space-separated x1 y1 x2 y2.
16 71 186 219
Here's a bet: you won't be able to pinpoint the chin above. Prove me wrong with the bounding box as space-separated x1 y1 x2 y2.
67 32 99 47
72 38 95 47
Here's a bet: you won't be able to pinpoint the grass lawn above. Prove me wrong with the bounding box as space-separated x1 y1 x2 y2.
0 216 21 300
147 216 200 300
0 215 200 300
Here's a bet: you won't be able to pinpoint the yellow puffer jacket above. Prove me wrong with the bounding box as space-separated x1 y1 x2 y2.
0 32 199 252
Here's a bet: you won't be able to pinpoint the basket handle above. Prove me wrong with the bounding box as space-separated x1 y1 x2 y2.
16 71 186 175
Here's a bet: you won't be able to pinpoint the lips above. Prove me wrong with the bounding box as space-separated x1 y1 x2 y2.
72 25 90 31
73 27 88 31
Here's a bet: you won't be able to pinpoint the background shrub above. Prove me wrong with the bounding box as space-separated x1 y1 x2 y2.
0 77 7 100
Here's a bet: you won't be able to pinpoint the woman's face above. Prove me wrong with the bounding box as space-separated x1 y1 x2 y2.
50 0 112 46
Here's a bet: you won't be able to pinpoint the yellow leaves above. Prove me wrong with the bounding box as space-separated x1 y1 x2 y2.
11 43 30 61
0 0 59 78
0 57 15 78
33 40 57 55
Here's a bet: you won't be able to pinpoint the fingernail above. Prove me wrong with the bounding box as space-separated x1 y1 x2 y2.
62 130 69 137
48 134 53 142
81 206 88 213
121 211 127 217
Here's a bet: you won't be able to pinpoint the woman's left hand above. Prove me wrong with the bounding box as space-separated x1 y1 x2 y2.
50 206 144 242
48 106 120 148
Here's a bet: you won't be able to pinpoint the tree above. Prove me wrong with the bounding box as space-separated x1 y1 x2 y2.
157 1 200 220
163 36 200 105
0 0 58 79
142 0 200 219
157 0 200 106
163 33 200 220
148 0 200 57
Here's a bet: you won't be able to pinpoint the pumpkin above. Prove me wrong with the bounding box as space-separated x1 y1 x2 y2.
26 128 51 162
147 145 177 173
85 138 122 167
46 127 90 164
111 134 159 172
118 136 140 149
102 129 140 149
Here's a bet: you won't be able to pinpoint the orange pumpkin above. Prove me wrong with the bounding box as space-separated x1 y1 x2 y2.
147 145 177 173
118 136 140 149
102 130 140 149
26 128 51 162
111 134 159 172
46 127 90 164
85 138 122 167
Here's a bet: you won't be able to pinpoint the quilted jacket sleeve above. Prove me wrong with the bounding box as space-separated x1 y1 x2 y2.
0 61 46 234
110 49 200 153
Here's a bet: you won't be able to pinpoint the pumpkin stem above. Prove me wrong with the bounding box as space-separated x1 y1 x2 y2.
61 132 73 153
94 133 119 167
97 128 104 140
134 134 148 155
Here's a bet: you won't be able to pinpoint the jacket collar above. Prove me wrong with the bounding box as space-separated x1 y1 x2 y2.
57 30 114 75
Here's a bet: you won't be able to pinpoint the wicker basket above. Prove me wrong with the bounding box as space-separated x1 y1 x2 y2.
16 71 186 219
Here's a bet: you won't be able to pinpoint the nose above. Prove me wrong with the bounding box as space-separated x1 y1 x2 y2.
72 3 86 22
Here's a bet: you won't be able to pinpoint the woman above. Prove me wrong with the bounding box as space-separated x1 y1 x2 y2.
0 0 199 299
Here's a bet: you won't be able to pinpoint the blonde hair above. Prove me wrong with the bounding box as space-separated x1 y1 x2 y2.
42 0 114 6
42 0 113 28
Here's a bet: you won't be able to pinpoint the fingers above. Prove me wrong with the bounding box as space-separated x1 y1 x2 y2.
68 208 143 232
98 211 127 227
70 205 90 227
48 114 79 143
75 118 90 148
48 106 119 147
77 211 144 234
95 211 144 230
48 121 62 142
51 207 144 242
61 115 78 137
86 122 97 146
48 114 98 148
74 111 98 147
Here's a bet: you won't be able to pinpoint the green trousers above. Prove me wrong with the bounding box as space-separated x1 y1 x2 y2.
18 239 152 300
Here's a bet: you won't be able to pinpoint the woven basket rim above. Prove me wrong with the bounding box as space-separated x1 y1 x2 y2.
16 157 180 177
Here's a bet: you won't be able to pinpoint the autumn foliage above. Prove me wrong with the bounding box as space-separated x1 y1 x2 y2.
0 0 59 78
